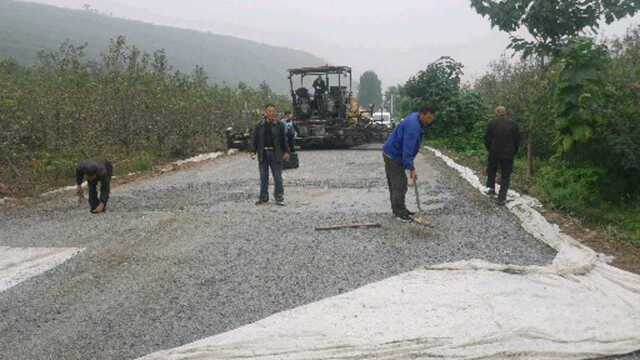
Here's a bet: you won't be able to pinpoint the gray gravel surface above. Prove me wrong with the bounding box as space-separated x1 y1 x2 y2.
0 147 636 360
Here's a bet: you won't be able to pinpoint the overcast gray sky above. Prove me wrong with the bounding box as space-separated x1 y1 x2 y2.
20 0 640 87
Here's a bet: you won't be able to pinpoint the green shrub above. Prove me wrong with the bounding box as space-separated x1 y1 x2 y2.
130 156 154 173
536 162 606 214
35 158 76 180
603 206 640 245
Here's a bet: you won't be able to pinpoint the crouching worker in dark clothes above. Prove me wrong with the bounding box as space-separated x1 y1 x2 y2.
485 106 521 206
382 107 436 221
76 160 113 213
251 104 290 206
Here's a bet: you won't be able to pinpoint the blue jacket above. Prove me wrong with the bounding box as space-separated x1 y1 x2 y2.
383 112 424 170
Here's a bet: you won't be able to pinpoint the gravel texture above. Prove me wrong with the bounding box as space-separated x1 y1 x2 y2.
0 147 635 360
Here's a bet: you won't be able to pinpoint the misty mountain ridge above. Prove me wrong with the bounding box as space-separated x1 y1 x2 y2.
0 0 326 92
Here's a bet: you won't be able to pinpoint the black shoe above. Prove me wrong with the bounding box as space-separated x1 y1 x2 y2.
395 213 413 222
275 199 285 206
255 200 268 205
486 189 497 196
496 198 506 206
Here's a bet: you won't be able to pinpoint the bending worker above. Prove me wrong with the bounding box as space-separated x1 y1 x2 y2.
76 160 113 213
382 107 436 221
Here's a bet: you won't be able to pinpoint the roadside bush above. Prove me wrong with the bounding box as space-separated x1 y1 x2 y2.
0 36 290 195
536 162 606 214
34 158 77 181
130 155 154 173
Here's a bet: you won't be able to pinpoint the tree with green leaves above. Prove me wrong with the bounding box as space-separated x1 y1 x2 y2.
554 37 609 154
401 57 487 150
474 57 557 159
470 0 640 176
404 56 463 111
470 0 640 61
358 71 383 108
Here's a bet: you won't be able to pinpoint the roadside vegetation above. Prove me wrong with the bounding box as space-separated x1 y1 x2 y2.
390 1 640 245
0 36 289 196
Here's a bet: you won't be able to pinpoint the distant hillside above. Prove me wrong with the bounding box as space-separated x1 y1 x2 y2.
0 0 326 92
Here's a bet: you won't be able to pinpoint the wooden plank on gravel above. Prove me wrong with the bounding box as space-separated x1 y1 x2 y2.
315 223 382 231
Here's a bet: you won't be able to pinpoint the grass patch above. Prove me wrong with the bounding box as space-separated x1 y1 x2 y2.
596 205 640 246
129 155 155 173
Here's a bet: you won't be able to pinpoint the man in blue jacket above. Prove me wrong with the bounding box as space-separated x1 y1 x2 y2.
382 107 436 221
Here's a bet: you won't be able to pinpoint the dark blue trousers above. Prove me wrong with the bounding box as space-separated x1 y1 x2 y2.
259 150 284 201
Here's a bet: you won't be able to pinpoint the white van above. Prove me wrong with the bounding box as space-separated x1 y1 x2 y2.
372 112 392 128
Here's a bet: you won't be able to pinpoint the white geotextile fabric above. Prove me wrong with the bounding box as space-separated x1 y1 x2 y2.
140 148 640 360
0 246 82 292
172 152 223 166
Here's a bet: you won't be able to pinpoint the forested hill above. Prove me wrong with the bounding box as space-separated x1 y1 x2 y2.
0 0 325 93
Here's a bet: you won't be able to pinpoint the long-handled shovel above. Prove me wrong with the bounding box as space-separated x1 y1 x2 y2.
412 180 431 226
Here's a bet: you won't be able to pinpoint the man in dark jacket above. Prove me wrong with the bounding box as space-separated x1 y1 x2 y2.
485 106 521 205
312 76 328 113
382 106 436 221
76 160 113 213
282 111 298 153
282 111 300 170
251 104 290 206
313 76 327 96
